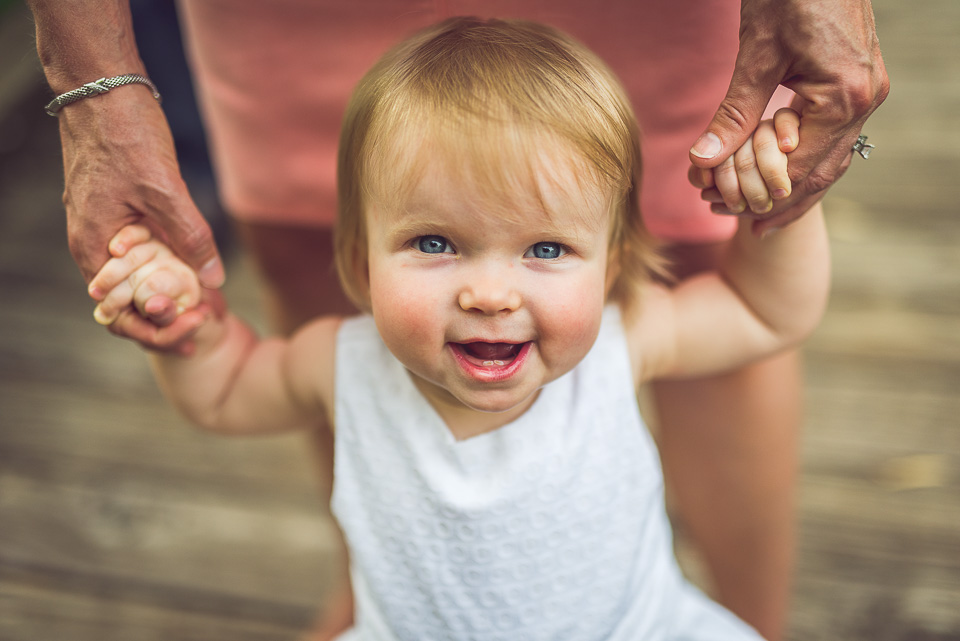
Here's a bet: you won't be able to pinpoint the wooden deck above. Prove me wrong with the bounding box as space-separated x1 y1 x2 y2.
1 1 958 639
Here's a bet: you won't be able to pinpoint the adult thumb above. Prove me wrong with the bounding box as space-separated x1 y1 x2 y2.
690 56 782 169
161 191 226 289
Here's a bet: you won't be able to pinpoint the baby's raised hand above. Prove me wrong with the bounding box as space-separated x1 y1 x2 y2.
88 225 202 327
694 108 800 217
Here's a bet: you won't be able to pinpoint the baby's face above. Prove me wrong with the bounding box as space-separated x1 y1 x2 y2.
364 152 613 428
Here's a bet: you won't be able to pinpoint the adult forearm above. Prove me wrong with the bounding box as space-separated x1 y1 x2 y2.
28 0 144 91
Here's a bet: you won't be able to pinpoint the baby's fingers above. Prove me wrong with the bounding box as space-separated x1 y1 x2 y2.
732 134 774 214
143 295 179 327
774 107 800 154
713 154 746 214
93 280 137 325
89 241 162 302
108 224 153 257
133 268 201 319
753 120 791 202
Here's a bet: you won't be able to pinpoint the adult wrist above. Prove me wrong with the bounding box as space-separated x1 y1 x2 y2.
44 73 161 116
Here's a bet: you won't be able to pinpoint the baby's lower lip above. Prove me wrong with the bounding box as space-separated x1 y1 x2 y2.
449 342 532 381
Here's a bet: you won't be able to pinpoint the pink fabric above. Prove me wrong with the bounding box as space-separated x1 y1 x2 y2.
177 0 792 243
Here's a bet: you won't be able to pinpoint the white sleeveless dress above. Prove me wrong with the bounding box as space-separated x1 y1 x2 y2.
331 308 762 641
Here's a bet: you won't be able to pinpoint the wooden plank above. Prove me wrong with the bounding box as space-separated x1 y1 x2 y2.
0 579 303 641
2 0 960 638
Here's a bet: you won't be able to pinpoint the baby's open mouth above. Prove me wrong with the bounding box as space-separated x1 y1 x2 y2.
455 342 524 366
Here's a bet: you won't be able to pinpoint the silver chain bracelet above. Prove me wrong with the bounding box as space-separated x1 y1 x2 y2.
44 73 161 116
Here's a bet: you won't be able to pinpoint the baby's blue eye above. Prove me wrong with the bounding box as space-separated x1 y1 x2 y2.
528 242 565 259
417 235 451 254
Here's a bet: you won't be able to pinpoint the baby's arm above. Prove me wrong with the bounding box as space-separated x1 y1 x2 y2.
88 226 338 435
629 110 830 382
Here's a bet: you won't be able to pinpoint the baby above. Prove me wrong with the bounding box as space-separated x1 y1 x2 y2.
89 18 828 641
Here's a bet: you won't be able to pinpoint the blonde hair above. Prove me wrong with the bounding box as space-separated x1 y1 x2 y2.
335 17 665 310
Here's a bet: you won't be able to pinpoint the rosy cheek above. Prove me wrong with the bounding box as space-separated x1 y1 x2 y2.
536 277 604 354
370 267 444 343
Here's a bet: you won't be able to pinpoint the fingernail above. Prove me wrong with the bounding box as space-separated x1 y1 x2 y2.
93 305 110 326
760 226 783 240
198 258 225 288
88 284 103 300
772 188 789 199
730 201 746 214
690 133 722 159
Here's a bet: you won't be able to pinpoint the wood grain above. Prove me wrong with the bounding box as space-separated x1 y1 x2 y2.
1 0 957 639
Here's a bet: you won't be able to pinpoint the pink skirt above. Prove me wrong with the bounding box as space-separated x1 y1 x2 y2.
177 0 792 243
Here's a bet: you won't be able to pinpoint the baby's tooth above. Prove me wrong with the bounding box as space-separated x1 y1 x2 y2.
483 360 495 366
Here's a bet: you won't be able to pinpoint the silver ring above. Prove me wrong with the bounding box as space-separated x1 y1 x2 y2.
852 134 875 159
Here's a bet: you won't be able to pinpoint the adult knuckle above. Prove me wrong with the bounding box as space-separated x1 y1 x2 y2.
714 100 753 133
180 223 215 255
802 168 835 194
844 75 879 116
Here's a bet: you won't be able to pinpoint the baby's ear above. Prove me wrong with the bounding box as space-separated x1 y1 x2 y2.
339 246 373 313
353 258 373 311
604 246 621 300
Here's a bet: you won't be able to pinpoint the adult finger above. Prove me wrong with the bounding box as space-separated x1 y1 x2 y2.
687 164 715 190
751 146 854 237
107 305 206 354
689 45 785 168
149 186 226 289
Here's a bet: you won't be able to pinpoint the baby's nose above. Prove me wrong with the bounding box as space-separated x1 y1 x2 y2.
458 270 521 314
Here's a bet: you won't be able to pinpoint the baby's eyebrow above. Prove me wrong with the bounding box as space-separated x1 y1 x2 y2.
382 216 451 237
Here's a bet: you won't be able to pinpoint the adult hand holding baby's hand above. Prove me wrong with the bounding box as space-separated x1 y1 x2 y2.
688 0 889 233
88 225 217 355
57 90 225 352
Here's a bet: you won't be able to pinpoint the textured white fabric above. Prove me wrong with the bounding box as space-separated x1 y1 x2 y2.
332 308 762 641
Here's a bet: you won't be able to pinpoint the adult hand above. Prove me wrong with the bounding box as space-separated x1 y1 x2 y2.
688 0 889 234
58 87 225 351
29 0 225 352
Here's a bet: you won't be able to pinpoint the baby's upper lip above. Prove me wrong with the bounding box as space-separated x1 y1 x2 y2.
452 340 527 362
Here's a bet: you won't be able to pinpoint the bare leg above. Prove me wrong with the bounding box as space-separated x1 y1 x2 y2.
654 242 801 641
234 221 355 641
